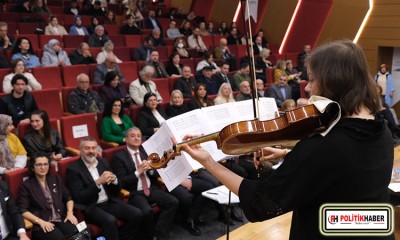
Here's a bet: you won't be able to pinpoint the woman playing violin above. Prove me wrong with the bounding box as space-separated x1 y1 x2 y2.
180 40 393 239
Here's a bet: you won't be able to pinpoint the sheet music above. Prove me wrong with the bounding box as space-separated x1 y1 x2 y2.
258 97 279 120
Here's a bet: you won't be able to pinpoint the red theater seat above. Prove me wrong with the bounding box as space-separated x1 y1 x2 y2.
31 88 64 119
118 61 138 83
32 66 63 89
61 64 90 87
153 78 171 101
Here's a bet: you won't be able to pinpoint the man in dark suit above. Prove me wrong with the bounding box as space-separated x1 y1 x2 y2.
173 66 198 99
266 74 292 108
144 10 163 36
66 137 142 240
212 62 237 91
0 181 30 240
93 54 125 84
133 36 154 61
112 127 178 240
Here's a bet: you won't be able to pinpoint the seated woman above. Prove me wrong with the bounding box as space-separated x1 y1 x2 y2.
104 10 117 25
44 15 68 35
173 37 190 59
188 83 214 110
166 90 189 118
11 37 41 69
22 110 67 162
166 52 183 78
137 92 168 138
218 21 229 36
101 98 134 145
99 71 132 108
31 0 51 15
96 41 122 64
0 114 27 174
255 48 272 82
166 21 182 39
69 15 89 36
214 83 235 105
42 39 71 67
18 152 78 240
285 60 302 101
195 52 220 74
3 59 42 93
281 99 296 111
125 3 144 29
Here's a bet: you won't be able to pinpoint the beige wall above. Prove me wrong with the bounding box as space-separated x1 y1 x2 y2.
210 0 238 27
170 0 192 13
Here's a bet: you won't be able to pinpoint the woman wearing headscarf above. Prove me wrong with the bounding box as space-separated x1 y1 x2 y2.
69 15 89 36
41 39 71 66
0 114 28 174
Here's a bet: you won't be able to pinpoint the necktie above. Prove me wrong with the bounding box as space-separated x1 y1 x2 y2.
134 153 150 196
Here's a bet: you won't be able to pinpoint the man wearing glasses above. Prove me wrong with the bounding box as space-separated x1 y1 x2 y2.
94 54 125 84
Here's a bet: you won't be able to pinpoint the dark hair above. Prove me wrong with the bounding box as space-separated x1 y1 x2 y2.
12 37 35 55
104 71 119 87
49 15 57 22
240 62 249 69
29 110 53 147
11 73 28 85
169 51 180 63
143 92 157 108
28 152 51 178
194 83 213 107
103 98 123 117
203 51 212 61
306 39 380 116
10 58 25 73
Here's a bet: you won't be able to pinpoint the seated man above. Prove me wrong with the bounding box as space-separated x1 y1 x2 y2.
88 25 110 48
69 42 96 65
0 22 15 50
266 74 292 108
68 73 104 114
235 80 252 101
0 180 30 240
187 27 208 57
94 54 125 84
112 127 178 239
145 50 169 78
233 63 251 90
121 14 141 35
148 28 166 47
173 65 198 99
66 137 142 240
133 36 154 61
196 66 219 95
2 74 38 126
211 62 237 91
144 10 162 34
129 65 163 106
214 38 237 71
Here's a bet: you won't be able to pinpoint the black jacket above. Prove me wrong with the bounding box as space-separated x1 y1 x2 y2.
23 129 67 157
69 50 96 65
173 77 198 99
2 91 38 126
0 181 25 239
136 107 168 138
67 88 104 114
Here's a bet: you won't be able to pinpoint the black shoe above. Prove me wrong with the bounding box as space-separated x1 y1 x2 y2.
185 218 201 236
231 208 244 222
195 216 206 226
218 212 234 226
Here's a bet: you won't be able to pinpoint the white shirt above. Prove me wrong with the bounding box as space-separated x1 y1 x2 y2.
126 147 151 191
152 110 166 125
0 197 26 238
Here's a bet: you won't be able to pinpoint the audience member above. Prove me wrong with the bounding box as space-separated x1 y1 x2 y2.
112 127 178 239
166 52 183 78
145 50 169 78
31 0 51 15
148 28 166 46
68 73 104 114
252 29 268 48
121 14 141 35
66 137 142 240
188 83 214 110
376 85 400 138
166 90 189 118
2 74 39 126
255 48 272 82
96 41 122 64
0 22 14 50
273 59 287 84
104 10 117 25
129 65 163 106
207 22 216 35
0 114 27 174
23 110 67 161
187 27 208 57
266 74 292 108
214 83 235 105
125 4 143 29
144 10 162 34
3 59 42 93
101 98 134 145
227 27 241 45
69 42 97 65
136 93 168 138
375 63 395 107
253 36 264 56
285 60 302 101
235 81 252 101
196 52 220 74
64 0 80 15
88 25 110 48
297 44 311 80
88 16 102 34
196 66 219 95
94 54 125 84
212 62 237 91
173 66 198 98
297 97 309 107
0 180 29 240
87 0 106 16
167 20 183 39
214 38 236 71
233 63 251 90
11 37 41 69
218 21 229 36
180 20 193 37
99 71 131 108
133 36 153 61
173 37 190 59
14 0 31 13
44 16 68 35
256 79 266 97
281 99 296 111
69 15 89 35
198 22 209 37
41 39 71 66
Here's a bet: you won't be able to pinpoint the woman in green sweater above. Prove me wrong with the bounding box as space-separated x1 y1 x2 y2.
101 98 134 145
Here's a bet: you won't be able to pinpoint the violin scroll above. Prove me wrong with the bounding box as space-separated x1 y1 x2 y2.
148 149 182 169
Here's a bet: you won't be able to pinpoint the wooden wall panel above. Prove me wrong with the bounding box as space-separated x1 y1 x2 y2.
170 0 192 13
209 0 238 27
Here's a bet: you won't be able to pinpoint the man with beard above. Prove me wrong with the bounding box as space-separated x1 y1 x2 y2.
66 137 142 240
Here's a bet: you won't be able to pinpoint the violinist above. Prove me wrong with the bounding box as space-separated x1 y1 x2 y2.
179 40 393 239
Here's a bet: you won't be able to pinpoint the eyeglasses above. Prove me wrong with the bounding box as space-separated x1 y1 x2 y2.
34 163 49 168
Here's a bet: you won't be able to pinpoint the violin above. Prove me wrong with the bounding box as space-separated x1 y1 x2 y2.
147 103 339 169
